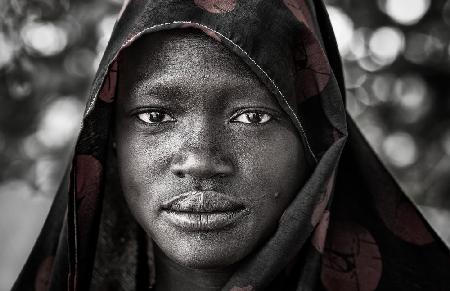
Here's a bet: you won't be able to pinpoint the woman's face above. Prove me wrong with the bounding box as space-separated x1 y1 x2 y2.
115 30 308 269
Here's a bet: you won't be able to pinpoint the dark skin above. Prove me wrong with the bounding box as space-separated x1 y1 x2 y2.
115 29 308 291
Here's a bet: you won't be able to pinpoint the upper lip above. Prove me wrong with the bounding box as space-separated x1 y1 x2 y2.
161 191 245 213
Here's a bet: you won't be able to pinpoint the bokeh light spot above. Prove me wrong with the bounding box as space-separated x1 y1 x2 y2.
358 56 384 72
379 0 430 25
36 97 84 149
382 132 418 167
371 74 395 102
394 75 427 109
34 158 60 195
0 33 15 69
369 27 404 66
345 28 367 61
326 6 354 55
94 15 118 71
393 75 431 123
21 22 68 56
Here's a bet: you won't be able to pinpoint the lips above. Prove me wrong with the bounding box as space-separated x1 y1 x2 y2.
161 191 248 231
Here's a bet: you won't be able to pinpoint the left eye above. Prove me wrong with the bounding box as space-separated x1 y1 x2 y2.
136 111 175 124
231 111 272 124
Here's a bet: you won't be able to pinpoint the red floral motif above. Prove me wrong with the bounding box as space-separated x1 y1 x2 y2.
284 0 331 100
295 31 330 100
194 0 236 14
322 222 382 291
312 210 330 253
75 154 102 238
98 61 118 103
230 286 254 291
180 23 222 42
76 155 102 201
375 190 434 245
283 0 315 32
311 172 335 225
35 256 54 291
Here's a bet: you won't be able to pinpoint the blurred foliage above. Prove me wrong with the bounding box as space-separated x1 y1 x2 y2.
1 0 450 289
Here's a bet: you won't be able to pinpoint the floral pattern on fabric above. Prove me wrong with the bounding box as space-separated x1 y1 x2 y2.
311 171 335 226
322 222 382 291
35 256 54 291
375 189 434 245
75 154 102 225
98 61 118 103
312 210 330 253
285 0 331 100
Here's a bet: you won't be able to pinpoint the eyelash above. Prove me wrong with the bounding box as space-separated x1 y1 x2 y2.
135 110 176 125
229 110 273 125
134 109 274 125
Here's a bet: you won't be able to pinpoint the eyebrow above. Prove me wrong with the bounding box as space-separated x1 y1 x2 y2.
127 74 185 104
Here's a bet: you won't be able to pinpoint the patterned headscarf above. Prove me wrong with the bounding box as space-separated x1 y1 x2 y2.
13 0 450 290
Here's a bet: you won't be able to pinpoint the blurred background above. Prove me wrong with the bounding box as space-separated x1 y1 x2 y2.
0 0 449 289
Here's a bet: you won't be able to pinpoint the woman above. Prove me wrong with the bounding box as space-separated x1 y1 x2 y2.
13 0 450 290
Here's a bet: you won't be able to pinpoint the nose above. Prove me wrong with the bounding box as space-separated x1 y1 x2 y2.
170 149 234 179
170 124 234 181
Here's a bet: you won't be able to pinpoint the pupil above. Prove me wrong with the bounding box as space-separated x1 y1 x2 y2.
149 112 162 122
248 113 261 123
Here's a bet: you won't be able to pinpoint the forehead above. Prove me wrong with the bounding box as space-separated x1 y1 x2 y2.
121 29 247 76
117 29 272 104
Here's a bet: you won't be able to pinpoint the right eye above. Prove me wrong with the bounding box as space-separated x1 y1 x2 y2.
136 111 175 124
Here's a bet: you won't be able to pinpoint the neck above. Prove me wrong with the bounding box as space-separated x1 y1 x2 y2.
154 246 234 291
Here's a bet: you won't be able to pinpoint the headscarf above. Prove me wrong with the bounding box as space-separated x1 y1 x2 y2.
13 0 450 290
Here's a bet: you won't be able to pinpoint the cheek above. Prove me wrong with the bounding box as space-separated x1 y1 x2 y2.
270 134 306 191
237 131 305 197
235 130 306 220
115 125 176 213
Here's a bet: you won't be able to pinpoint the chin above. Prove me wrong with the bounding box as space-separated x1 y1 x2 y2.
173 252 237 269
154 229 253 269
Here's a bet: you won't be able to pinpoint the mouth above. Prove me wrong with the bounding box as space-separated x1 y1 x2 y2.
161 191 248 231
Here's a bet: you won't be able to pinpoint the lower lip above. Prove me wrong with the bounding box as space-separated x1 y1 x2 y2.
162 209 248 231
